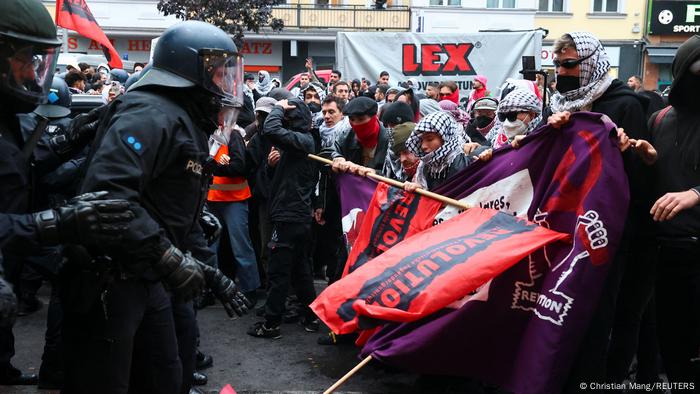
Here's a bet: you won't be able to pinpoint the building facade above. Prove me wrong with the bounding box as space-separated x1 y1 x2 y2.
410 0 538 33
643 0 699 91
535 0 647 83
45 0 411 82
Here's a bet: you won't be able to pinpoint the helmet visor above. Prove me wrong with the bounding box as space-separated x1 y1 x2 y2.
200 50 243 106
3 44 58 104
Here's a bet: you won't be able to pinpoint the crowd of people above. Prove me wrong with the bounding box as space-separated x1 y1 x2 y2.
1 0 699 392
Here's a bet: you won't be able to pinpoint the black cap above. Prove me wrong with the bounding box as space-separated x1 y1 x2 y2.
343 96 378 117
380 102 414 125
244 73 255 81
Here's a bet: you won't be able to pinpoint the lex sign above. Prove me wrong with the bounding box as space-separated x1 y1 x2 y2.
650 1 700 34
336 31 542 107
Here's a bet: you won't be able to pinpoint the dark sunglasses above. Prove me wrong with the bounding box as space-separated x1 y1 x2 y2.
498 112 520 122
553 45 600 69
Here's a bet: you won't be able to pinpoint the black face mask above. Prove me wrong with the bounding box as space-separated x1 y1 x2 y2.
475 115 493 129
307 102 321 113
555 75 580 94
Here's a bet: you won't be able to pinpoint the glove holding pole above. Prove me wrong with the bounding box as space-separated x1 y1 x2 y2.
197 263 251 317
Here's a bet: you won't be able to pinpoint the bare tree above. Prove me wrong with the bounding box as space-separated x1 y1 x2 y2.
157 0 284 46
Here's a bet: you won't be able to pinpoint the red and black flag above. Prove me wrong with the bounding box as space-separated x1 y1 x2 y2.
311 208 568 334
55 0 123 69
343 182 442 277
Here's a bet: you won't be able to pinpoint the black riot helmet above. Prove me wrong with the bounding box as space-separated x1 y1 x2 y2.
129 21 243 107
34 76 71 118
0 0 61 111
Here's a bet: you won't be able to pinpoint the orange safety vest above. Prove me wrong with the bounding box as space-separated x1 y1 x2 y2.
207 144 251 202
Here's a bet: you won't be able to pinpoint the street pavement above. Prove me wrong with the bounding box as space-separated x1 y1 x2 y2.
2 282 434 394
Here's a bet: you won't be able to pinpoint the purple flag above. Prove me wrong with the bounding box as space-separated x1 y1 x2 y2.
335 173 378 253
361 112 629 394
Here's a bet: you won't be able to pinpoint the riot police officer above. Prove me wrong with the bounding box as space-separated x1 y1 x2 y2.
66 20 250 394
0 0 134 385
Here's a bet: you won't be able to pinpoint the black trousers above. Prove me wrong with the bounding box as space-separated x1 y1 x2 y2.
62 280 182 394
265 222 317 326
656 243 700 386
607 240 660 382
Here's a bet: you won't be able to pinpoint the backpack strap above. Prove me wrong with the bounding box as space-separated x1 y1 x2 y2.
653 105 673 130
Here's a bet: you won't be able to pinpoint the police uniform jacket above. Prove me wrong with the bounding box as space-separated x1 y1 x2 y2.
79 89 213 275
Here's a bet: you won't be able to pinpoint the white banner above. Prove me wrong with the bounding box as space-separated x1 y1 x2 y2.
336 31 543 107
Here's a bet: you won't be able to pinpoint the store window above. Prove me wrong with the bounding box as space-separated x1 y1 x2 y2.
487 0 516 8
592 0 620 13
538 0 565 12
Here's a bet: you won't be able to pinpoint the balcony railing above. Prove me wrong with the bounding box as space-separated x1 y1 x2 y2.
271 4 411 31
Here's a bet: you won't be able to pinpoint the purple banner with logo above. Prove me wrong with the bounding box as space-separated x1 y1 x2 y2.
336 173 378 253
360 112 629 394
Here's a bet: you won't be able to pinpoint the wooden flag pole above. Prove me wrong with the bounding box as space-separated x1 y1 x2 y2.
322 355 373 394
307 154 470 211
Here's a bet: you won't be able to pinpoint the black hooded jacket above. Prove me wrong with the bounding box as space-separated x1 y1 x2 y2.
649 35 700 238
261 98 320 223
542 79 651 231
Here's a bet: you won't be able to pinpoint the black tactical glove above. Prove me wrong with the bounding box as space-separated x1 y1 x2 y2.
34 191 134 246
199 206 222 247
0 276 18 329
197 262 251 317
154 246 205 302
49 104 106 160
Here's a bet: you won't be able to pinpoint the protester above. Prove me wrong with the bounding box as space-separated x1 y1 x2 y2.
301 82 325 114
378 70 390 85
380 101 417 181
254 70 274 101
485 88 542 149
291 72 311 98
544 31 651 390
64 70 87 94
248 98 320 339
327 97 389 176
332 81 351 103
404 112 485 191
385 86 403 104
350 79 361 99
467 75 490 110
438 81 460 106
438 99 470 136
244 97 278 290
425 82 440 101
643 34 700 387
389 122 419 182
314 95 350 282
375 84 389 108
464 97 498 145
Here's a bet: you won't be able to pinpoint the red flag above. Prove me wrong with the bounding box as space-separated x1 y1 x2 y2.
311 208 568 334
55 0 123 69
343 182 442 277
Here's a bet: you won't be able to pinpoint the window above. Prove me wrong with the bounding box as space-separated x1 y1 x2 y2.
539 0 564 12
430 0 461 5
593 0 619 13
487 0 516 8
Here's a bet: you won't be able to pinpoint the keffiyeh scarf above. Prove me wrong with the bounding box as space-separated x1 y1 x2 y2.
406 112 464 187
550 32 613 113
486 88 543 149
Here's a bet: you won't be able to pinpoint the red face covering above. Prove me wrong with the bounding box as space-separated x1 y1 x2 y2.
352 115 380 148
442 89 460 105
